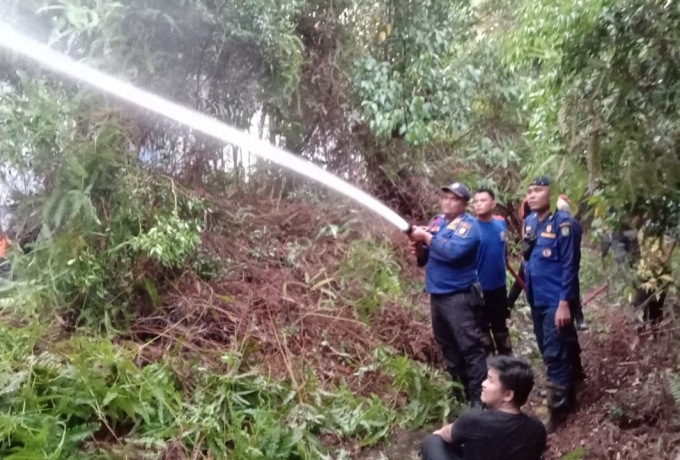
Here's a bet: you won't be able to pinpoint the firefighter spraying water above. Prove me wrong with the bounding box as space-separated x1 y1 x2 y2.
0 20 615 456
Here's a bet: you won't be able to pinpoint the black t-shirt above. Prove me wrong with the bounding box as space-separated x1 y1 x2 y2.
449 409 546 460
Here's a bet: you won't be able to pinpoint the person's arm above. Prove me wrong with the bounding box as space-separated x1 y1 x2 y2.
433 411 473 444
411 223 434 266
433 423 454 442
413 240 429 267
429 224 479 263
556 219 577 329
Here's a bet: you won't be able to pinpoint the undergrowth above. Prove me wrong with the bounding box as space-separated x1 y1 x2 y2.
0 100 454 457
669 372 680 413
340 237 409 321
0 322 453 459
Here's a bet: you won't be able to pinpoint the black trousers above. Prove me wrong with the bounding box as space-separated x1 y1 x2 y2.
633 286 667 324
430 291 487 403
481 286 511 355
421 434 462 460
571 299 584 323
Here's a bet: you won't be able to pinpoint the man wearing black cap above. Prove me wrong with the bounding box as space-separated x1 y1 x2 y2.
410 182 487 408
523 176 582 433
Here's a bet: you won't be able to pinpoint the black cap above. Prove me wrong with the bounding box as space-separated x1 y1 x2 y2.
530 175 551 186
441 182 471 202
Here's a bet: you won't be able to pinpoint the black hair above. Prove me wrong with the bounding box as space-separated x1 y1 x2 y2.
474 188 496 200
522 200 532 219
487 356 534 407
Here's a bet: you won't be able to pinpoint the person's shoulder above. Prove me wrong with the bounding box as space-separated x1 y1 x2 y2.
524 212 537 229
429 214 444 226
462 213 478 224
553 210 572 224
459 214 480 230
523 414 548 437
465 214 483 239
456 408 485 424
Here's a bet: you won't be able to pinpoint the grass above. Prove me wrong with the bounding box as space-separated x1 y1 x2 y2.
0 320 459 459
0 232 461 459
579 247 609 293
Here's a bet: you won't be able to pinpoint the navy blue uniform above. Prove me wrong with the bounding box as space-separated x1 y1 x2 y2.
571 217 583 318
476 218 511 356
568 216 586 379
476 218 507 291
418 213 481 293
524 211 580 387
418 213 487 404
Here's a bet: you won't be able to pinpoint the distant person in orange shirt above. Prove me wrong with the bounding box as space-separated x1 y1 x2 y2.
0 233 10 277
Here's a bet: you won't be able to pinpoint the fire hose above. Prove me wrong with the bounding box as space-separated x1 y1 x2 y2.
506 260 607 307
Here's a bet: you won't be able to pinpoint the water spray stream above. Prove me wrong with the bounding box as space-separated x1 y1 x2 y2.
0 23 411 233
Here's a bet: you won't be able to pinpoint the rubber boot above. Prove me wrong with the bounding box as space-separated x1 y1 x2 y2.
450 381 467 403
448 373 470 402
576 318 589 331
569 342 587 385
494 332 513 356
481 332 495 357
571 359 587 385
545 384 573 434
470 384 484 411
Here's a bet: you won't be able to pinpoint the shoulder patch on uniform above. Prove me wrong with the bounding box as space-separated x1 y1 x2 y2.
456 222 471 237
561 226 570 237
447 217 463 230
500 231 506 242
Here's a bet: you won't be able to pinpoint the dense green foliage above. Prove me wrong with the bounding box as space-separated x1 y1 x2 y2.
509 0 680 223
0 322 455 458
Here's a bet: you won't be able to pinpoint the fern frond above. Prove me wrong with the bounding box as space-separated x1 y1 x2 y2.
668 372 680 409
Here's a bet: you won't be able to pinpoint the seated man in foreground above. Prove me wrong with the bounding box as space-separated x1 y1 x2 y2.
421 356 546 460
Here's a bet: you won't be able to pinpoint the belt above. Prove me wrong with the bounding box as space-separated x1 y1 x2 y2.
431 286 473 297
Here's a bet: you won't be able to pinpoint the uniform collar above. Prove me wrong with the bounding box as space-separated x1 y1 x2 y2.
537 211 553 224
443 212 466 224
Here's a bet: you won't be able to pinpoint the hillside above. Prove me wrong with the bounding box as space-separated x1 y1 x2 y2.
1 194 678 459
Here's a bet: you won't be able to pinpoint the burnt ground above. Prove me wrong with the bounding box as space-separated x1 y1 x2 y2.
124 196 680 460
534 300 680 460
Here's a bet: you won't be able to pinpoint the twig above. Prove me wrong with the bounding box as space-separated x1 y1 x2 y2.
637 324 680 337
266 305 302 401
293 311 368 328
